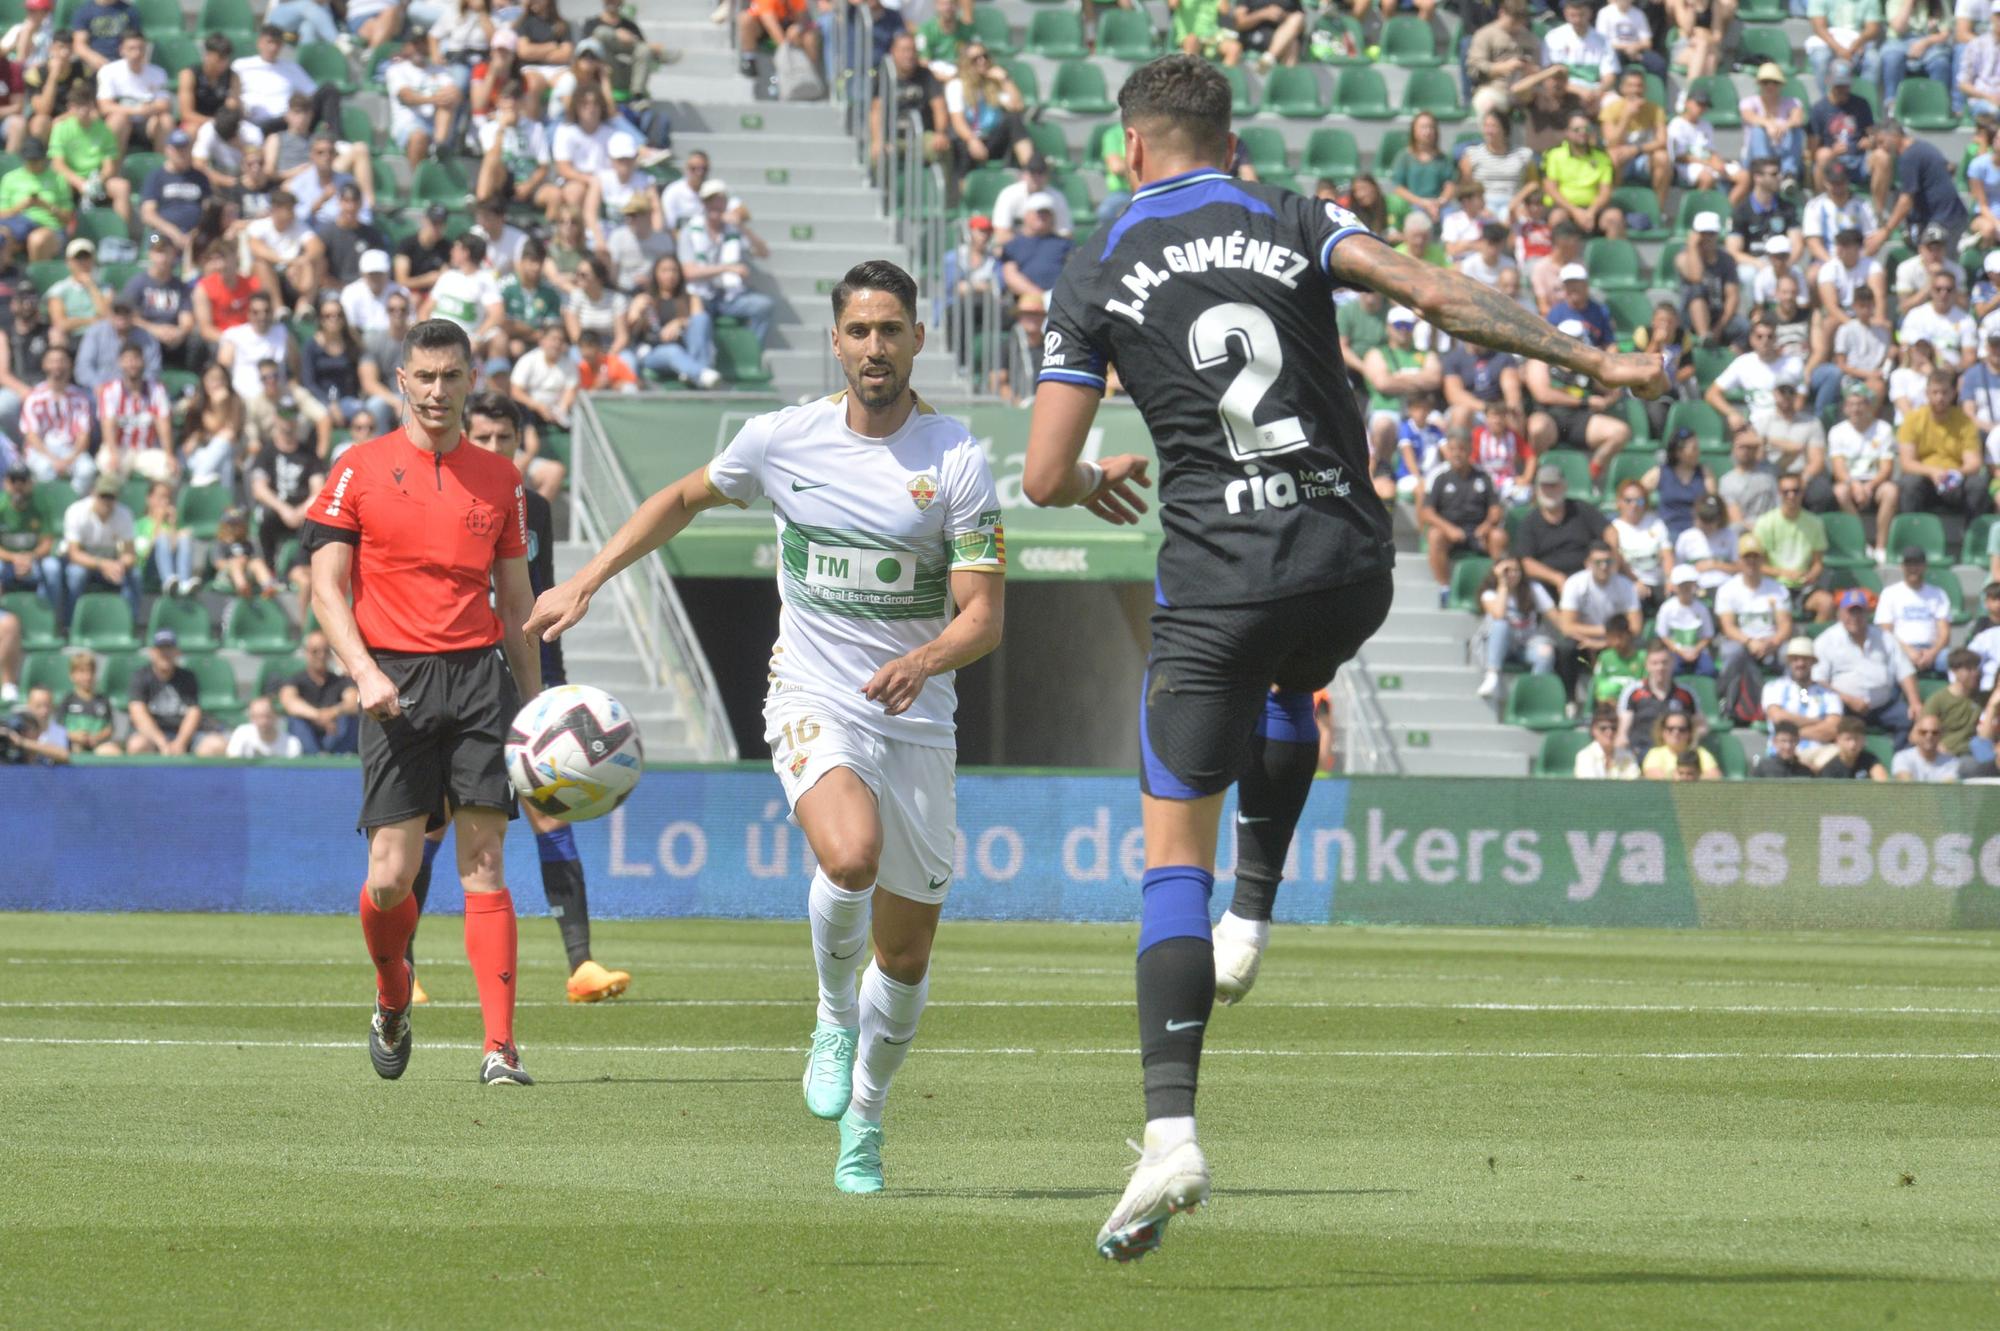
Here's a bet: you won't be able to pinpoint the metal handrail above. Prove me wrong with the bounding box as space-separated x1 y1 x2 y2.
1332 663 1402 776
569 393 740 761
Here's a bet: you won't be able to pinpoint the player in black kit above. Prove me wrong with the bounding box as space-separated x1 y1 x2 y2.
405 391 632 1006
1022 55 1667 1262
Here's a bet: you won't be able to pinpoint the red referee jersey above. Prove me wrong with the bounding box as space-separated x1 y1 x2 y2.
307 427 528 653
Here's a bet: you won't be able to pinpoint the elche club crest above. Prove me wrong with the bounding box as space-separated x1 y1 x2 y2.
907 474 937 511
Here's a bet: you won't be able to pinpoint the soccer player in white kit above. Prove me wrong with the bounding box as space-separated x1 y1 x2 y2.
526 260 1006 1192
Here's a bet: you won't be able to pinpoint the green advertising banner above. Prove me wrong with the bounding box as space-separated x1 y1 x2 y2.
1316 778 2000 932
590 395 1165 581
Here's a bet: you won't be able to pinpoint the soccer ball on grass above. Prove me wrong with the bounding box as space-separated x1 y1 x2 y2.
505 684 644 822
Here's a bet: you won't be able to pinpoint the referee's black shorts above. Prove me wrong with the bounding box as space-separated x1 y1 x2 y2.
357 647 520 831
1141 571 1395 799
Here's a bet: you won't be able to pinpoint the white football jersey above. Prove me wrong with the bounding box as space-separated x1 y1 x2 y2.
706 391 1004 747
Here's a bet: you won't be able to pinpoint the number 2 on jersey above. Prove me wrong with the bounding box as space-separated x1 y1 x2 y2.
1186 302 1308 462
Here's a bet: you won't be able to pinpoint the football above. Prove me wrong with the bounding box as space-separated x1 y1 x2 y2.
505 685 644 823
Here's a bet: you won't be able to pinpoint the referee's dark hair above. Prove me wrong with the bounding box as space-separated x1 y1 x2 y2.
403 317 474 370
831 260 918 325
465 390 521 432
1117 55 1231 165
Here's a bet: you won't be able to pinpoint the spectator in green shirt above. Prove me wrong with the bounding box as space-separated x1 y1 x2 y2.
915 0 968 71
1541 111 1625 239
498 236 566 359
47 85 131 238
1591 613 1647 704
0 137 76 262
45 237 110 347
1391 111 1458 227
0 464 63 613
1171 0 1242 64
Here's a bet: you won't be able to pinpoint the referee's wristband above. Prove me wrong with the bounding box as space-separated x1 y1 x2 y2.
1077 460 1104 501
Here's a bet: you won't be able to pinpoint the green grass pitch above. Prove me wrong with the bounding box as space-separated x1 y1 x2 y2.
3 913 1998 1329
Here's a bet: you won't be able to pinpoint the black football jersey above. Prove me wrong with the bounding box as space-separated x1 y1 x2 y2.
1039 169 1394 608
525 488 555 596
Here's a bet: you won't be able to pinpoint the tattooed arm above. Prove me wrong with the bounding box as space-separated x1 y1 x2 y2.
1327 235 1670 399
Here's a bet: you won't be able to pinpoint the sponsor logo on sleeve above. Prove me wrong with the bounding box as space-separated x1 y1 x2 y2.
322 466 354 517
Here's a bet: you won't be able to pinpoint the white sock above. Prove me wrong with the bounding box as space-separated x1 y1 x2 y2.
808 868 872 1028
1216 910 1270 949
1143 1115 1198 1158
850 961 927 1122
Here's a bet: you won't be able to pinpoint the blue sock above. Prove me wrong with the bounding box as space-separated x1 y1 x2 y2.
535 825 592 970
1138 865 1215 955
534 825 579 863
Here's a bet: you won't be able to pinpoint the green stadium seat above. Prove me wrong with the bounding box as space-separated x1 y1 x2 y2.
969 6 1016 54
1863 732 1895 768
1315 14 1367 64
185 652 241 721
1926 569 1969 624
1886 513 1948 565
102 651 142 707
1831 564 1883 596
1053 169 1095 217
54 0 80 26
26 259 65 293
1964 514 1998 568
1447 555 1492 611
1584 237 1645 292
1049 60 1115 114
1220 63 1257 117
1097 9 1158 60
0 0 26 21
1734 27 1794 74
160 368 198 401
1334 67 1394 120
957 164 1013 219
1025 120 1071 169
1380 14 1442 66
1539 448 1593 499
1373 128 1409 178
1691 345 1734 387
1608 186 1668 241
149 32 200 77
21 649 71 696
223 598 297 655
1620 396 1653 450
1687 76 1740 127
1681 675 1728 730
1917 675 1948 704
1235 126 1289 176
1401 67 1467 120
1502 673 1572 731
1894 77 1956 131
1604 453 1653 500
147 597 217 653
1536 727 1592 776
121 152 163 192
1704 733 1749 779
76 208 128 244
256 653 306 698
198 0 255 29
1674 188 1732 235
714 323 771 385
1606 290 1653 338
412 159 472 207
30 478 76 529
996 58 1040 106
1739 0 1787 19
1301 128 1360 183
1 592 61 651
176 484 231 540
1821 510 1871 570
1027 9 1087 58
1663 400 1726 451
339 105 379 152
296 42 356 94
70 593 140 652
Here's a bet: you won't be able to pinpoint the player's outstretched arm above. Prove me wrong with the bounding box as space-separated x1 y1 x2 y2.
1024 382 1154 525
861 569 1005 716
1328 237 1670 400
525 463 733 643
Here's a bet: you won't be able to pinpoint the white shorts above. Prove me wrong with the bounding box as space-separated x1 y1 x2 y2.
764 693 957 905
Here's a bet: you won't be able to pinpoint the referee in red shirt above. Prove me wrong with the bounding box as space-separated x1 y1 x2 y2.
302 319 543 1086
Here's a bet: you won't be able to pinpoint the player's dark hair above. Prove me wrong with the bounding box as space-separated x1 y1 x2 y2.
519 236 547 264
403 317 473 370
1836 715 1867 739
1949 648 1981 672
465 389 520 432
830 259 918 324
1117 55 1230 164
204 32 235 55
1772 720 1800 739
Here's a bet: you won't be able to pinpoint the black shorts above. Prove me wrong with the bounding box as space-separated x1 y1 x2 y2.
1141 571 1395 799
357 647 520 831
540 636 566 689
1545 404 1593 449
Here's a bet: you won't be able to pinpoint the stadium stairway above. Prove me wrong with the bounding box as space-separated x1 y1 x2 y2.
551 542 705 756
639 3 964 403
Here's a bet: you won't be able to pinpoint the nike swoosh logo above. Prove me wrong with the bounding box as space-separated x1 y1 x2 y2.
1164 1019 1205 1032
1236 815 1270 825
791 480 830 491
881 1035 913 1045
822 946 863 960
927 877 949 892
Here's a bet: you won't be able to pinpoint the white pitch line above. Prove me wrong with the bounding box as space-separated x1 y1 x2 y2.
2 1034 1999 1060
2 998 1998 1017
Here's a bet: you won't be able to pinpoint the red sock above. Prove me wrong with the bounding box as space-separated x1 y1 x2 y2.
358 887 418 1010
463 889 518 1053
